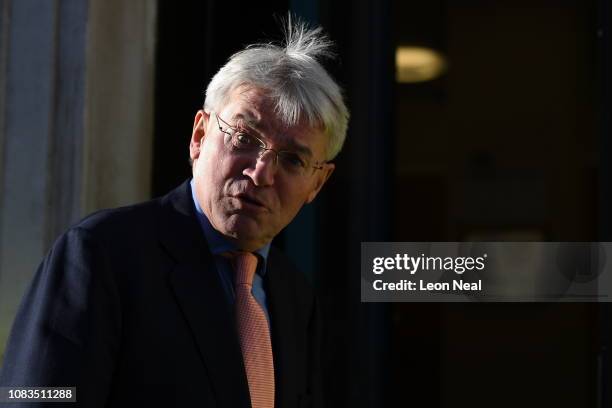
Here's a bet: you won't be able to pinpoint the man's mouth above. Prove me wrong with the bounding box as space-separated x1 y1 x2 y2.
232 193 267 210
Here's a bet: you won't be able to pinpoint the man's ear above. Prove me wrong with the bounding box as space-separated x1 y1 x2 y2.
306 163 335 204
189 110 210 162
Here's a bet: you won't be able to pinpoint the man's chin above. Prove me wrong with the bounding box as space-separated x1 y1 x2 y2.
220 214 271 248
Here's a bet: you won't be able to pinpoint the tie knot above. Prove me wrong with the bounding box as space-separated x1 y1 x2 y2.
227 252 259 286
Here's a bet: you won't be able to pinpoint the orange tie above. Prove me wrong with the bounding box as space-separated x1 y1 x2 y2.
230 252 275 408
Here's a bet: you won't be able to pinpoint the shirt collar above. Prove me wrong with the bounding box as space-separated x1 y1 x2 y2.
190 179 271 273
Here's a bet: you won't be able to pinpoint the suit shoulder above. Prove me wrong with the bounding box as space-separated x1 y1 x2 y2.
72 197 163 239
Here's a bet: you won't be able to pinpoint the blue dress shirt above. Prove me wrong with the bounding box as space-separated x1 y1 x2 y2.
190 180 271 324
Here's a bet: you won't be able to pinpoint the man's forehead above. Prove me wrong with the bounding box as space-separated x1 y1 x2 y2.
222 85 328 157
228 87 280 128
225 87 307 132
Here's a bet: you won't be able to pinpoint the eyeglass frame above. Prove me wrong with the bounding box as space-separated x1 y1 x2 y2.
211 111 329 175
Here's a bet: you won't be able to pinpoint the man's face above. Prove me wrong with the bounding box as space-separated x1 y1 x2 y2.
189 86 335 251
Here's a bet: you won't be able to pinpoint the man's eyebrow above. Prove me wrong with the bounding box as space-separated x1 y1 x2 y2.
232 113 262 128
282 139 313 158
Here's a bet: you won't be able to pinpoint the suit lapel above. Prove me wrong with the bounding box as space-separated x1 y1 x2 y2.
159 181 250 408
266 251 300 408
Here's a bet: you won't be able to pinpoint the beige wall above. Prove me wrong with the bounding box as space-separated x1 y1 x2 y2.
0 0 157 364
84 0 157 213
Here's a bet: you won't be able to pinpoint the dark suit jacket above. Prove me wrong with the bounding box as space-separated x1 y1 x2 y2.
0 181 323 407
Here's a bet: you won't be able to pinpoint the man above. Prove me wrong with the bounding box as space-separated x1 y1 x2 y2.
0 18 349 407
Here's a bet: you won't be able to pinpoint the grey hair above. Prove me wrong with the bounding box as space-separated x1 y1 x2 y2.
203 16 349 160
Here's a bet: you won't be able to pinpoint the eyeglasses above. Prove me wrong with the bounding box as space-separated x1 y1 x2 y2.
213 111 327 177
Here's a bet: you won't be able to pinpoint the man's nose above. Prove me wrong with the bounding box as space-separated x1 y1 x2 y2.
242 150 277 186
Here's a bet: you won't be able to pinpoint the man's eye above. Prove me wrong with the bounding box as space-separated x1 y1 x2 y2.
280 153 306 169
234 133 259 147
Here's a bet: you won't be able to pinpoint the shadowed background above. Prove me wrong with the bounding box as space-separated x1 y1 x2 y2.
0 0 610 407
